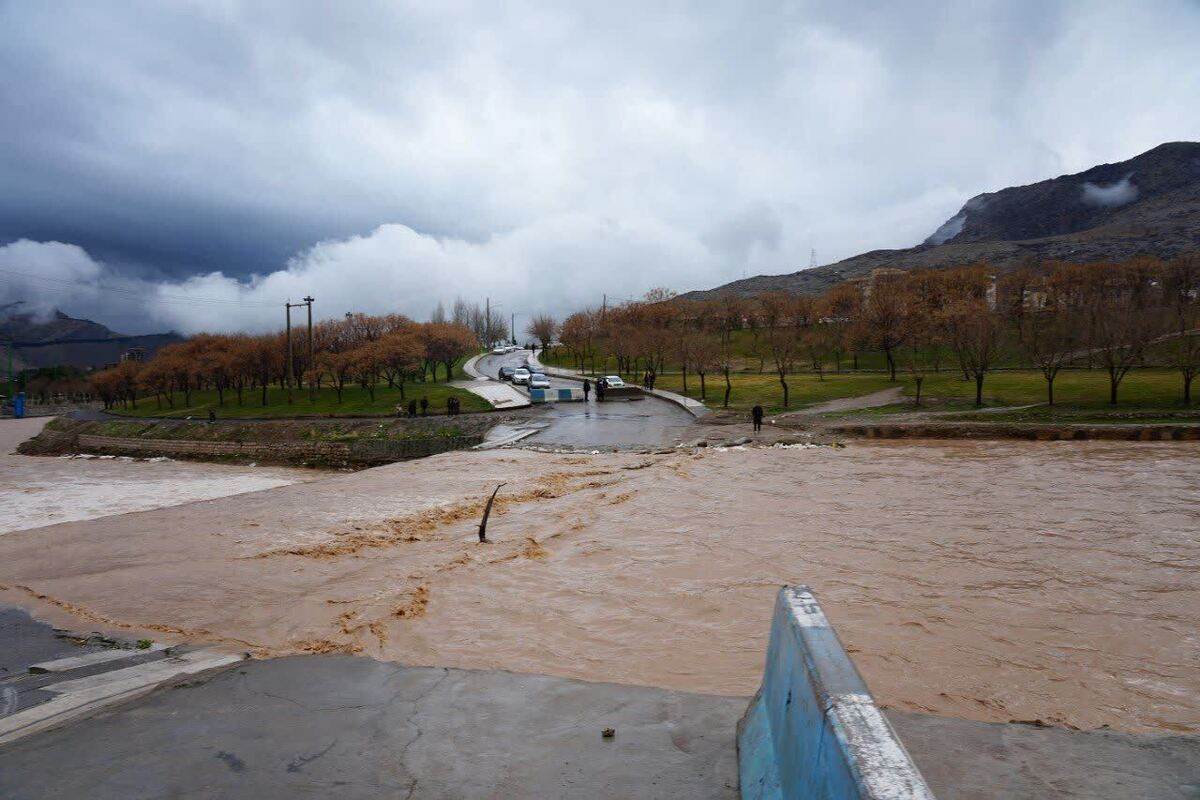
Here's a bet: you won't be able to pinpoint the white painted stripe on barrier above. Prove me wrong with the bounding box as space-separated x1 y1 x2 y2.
785 586 830 628
830 694 936 800
29 644 168 673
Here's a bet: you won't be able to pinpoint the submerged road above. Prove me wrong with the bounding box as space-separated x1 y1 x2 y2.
474 350 697 448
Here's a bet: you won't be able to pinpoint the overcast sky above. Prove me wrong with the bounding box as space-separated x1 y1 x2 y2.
2 0 1198 334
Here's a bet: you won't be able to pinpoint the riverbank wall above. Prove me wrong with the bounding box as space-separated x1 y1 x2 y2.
829 422 1200 441
18 418 488 468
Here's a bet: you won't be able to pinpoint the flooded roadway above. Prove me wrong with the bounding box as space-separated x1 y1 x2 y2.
0 418 314 535
474 350 697 448
1 438 1196 734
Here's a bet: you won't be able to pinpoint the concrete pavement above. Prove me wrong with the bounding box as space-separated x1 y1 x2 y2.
3 648 1198 798
0 655 744 800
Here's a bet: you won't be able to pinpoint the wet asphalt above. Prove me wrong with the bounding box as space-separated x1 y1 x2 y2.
475 350 697 449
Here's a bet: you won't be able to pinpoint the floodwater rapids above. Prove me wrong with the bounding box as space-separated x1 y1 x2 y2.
0 432 1196 734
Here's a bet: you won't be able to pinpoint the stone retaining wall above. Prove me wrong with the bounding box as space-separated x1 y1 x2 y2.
831 423 1200 442
53 432 483 465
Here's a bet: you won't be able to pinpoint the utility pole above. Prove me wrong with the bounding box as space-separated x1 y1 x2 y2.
485 296 491 347
284 302 294 405
303 296 315 403
510 312 515 345
285 300 308 405
602 293 607 321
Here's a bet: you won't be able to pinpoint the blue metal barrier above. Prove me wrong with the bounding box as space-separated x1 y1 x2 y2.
738 586 935 800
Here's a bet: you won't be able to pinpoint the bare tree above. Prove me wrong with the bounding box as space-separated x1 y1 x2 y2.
944 300 999 407
526 314 559 353
1021 305 1078 406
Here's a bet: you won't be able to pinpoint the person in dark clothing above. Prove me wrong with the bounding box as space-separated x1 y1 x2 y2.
407 399 417 418
420 396 429 416
596 379 606 402
582 379 591 400
450 396 460 416
751 404 764 432
207 409 216 423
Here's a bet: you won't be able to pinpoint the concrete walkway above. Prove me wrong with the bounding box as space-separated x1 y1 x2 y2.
456 353 532 409
0 656 744 799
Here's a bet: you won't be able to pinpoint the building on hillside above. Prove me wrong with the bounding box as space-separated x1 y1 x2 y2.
119 347 146 363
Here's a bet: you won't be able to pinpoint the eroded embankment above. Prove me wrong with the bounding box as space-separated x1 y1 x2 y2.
1 442 1197 734
20 416 509 467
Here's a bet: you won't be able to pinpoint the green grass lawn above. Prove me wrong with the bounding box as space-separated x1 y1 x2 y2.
108 383 492 419
652 372 897 414
632 367 1194 418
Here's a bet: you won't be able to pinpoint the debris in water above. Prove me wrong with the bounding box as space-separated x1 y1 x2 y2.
479 482 507 543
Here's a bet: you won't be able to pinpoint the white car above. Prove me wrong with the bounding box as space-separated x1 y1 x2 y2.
603 375 626 388
491 346 507 355
512 368 531 385
528 373 552 389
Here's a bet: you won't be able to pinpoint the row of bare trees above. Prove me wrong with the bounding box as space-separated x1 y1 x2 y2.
556 255 1200 408
91 314 478 410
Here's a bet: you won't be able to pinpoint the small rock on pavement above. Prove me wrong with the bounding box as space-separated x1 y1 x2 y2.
602 727 615 739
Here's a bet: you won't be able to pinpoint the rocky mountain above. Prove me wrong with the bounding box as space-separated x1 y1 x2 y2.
1 305 183 370
681 141 1200 300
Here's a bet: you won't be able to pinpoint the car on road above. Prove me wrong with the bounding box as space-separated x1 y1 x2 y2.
498 366 516 381
526 363 546 374
602 375 626 388
512 368 531 385
491 346 508 355
528 373 551 389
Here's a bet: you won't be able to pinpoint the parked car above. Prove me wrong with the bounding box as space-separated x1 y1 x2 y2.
526 363 546 374
498 366 516 381
528 373 552 389
491 345 508 355
512 368 531 385
603 375 626 388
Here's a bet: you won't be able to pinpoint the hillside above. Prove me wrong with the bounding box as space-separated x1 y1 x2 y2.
1 305 183 370
681 141 1200 300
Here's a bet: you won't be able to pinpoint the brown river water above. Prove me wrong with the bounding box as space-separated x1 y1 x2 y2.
0 438 1196 733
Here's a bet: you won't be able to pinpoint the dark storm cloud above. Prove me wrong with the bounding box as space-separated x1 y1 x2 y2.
1 0 1198 332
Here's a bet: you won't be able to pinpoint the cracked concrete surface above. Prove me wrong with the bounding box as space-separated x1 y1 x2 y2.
0 656 743 799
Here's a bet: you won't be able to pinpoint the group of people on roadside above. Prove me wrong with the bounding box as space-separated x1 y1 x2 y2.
399 395 461 418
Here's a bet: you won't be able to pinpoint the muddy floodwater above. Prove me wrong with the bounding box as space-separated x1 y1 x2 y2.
0 418 315 534
0 435 1196 734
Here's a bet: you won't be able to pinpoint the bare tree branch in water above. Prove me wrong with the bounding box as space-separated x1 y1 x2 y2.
478 483 506 543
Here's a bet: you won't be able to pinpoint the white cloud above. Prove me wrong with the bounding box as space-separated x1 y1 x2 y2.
2 0 1199 333
1081 176 1139 207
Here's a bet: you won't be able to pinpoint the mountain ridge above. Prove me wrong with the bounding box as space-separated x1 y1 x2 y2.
680 141 1200 301
1 304 183 371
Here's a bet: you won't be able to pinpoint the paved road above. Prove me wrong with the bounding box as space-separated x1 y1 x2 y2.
0 652 743 799
475 350 696 449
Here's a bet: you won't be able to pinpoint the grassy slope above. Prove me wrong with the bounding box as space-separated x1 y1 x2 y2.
108 383 491 419
544 338 1196 417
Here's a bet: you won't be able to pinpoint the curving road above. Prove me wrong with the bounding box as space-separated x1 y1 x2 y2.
474 350 696 449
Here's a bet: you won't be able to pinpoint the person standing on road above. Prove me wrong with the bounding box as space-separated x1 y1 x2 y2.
596 378 606 402
420 396 429 416
583 378 591 401
407 399 417 418
752 404 764 432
